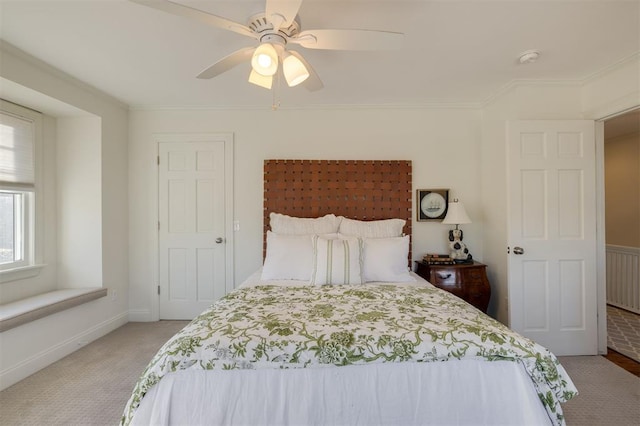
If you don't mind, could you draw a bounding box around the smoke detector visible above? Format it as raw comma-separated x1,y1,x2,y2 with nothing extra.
518,50,540,64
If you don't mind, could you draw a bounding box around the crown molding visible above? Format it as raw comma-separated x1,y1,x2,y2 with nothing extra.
483,51,640,108
0,41,128,112
482,78,583,107
581,51,640,86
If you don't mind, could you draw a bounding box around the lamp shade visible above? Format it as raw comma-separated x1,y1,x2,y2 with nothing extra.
251,43,278,76
442,199,471,225
248,69,272,89
283,53,309,87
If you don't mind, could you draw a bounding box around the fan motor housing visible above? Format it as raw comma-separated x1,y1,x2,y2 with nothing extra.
248,13,300,41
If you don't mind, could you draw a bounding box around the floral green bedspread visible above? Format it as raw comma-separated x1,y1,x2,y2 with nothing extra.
121,284,577,426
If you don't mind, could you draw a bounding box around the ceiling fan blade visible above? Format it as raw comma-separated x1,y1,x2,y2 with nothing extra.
130,0,257,39
292,29,403,51
265,0,303,29
287,51,323,92
196,47,255,79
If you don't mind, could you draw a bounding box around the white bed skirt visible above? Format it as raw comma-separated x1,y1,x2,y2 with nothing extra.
132,359,551,426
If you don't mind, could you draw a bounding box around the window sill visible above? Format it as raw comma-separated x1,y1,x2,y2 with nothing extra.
0,264,46,284
0,288,108,332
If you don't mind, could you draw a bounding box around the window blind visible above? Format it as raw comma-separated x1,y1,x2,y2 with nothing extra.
0,111,35,188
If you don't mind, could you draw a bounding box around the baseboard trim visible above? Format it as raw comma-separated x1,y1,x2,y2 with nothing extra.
0,311,128,390
128,309,153,322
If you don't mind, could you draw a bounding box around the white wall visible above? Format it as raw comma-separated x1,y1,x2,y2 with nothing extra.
0,44,129,389
128,107,484,320
56,117,103,287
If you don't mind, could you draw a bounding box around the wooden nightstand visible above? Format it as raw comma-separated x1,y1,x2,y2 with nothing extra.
414,261,491,313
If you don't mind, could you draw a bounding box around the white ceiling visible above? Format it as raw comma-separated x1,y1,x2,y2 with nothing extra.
0,0,639,109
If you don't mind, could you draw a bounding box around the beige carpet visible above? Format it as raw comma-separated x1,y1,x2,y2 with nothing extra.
558,355,640,425
1,321,638,425
0,321,187,426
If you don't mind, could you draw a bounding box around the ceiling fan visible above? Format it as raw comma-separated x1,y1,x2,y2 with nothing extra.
130,0,404,91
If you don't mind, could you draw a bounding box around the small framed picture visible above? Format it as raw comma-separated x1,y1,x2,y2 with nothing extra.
417,189,449,221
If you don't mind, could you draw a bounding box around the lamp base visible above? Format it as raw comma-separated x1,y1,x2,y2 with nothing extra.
448,228,473,264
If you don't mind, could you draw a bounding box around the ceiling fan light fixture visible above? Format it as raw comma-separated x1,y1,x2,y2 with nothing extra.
133,0,406,92
283,53,309,87
248,69,273,89
251,43,278,76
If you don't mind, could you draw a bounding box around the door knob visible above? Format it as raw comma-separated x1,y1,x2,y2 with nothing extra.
215,237,224,244
513,246,525,255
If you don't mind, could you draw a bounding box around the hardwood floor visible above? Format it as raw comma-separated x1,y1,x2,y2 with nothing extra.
604,349,640,377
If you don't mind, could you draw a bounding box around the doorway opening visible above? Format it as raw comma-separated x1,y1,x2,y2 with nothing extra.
602,108,640,372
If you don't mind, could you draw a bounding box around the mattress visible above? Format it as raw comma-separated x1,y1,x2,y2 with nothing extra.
122,271,576,426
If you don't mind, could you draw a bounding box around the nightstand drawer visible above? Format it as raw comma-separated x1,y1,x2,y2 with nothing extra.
462,268,484,281
414,261,492,313
430,268,459,285
428,268,463,297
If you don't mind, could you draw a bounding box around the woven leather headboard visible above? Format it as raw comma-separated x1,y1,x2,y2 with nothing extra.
263,159,412,262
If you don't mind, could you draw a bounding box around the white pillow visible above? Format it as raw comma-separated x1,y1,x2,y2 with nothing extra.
362,235,415,283
338,217,406,238
269,212,342,235
310,235,363,285
261,232,314,281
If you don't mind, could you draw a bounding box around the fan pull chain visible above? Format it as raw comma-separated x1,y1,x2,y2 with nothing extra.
272,71,281,111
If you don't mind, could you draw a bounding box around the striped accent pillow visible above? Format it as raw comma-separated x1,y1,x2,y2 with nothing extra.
310,235,363,285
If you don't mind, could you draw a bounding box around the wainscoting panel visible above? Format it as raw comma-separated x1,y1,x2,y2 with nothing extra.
606,245,640,314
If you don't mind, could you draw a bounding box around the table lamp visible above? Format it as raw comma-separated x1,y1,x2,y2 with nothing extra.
442,198,473,263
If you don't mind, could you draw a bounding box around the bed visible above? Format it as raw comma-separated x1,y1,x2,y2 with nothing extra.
121,160,576,426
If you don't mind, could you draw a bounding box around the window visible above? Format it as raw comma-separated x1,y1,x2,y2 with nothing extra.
0,191,32,269
0,100,43,280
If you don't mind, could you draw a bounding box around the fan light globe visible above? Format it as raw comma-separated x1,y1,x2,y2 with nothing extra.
251,43,278,76
283,54,309,87
248,69,273,89
257,54,272,68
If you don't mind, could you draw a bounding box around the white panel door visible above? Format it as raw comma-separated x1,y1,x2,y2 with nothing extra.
159,140,227,319
508,120,597,355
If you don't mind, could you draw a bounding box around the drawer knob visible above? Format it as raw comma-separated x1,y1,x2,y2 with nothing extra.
437,273,452,279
